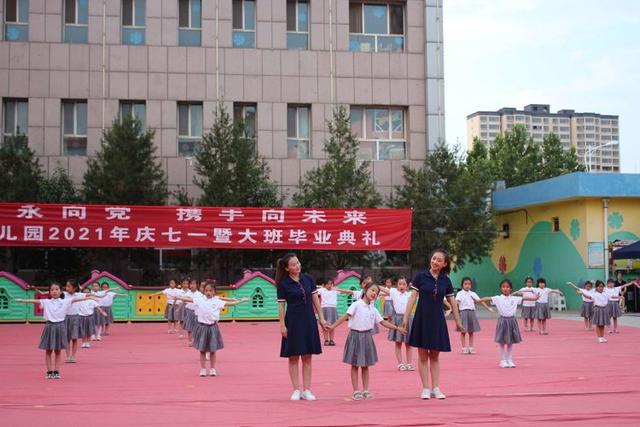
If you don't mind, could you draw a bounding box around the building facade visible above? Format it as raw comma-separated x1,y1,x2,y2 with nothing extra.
451,172,640,311
0,0,445,202
467,104,620,173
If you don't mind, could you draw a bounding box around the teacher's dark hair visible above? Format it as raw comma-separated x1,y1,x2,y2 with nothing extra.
430,248,451,276
275,253,298,286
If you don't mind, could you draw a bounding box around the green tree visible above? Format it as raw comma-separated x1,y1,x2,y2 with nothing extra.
194,105,281,207
293,106,383,270
0,134,43,202
192,104,282,282
82,116,168,283
83,116,168,204
487,124,542,187
391,143,496,269
539,132,585,179
39,167,81,203
293,106,382,208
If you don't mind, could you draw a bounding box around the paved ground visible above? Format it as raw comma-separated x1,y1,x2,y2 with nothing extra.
1,313,639,426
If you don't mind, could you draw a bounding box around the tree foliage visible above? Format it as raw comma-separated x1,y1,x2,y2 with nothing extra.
473,124,585,188
194,104,281,207
293,106,382,208
391,143,496,270
0,134,43,202
83,116,168,205
39,167,81,204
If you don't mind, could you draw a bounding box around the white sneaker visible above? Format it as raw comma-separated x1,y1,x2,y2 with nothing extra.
507,360,516,368
421,388,431,400
199,368,207,377
301,389,316,401
499,360,509,368
405,363,416,371
461,347,470,354
209,368,217,376
432,387,446,399
398,363,407,371
469,347,477,354
290,390,302,401
598,337,608,343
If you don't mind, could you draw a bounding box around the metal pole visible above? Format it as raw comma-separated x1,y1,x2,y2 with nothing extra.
603,198,609,282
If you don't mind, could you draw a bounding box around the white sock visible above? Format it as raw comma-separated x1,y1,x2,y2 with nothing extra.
506,344,513,360
499,344,506,360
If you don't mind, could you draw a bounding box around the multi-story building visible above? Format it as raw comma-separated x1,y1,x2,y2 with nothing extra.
467,104,620,173
0,0,445,202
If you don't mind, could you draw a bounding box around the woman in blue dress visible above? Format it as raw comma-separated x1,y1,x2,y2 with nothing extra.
277,253,329,401
403,249,464,400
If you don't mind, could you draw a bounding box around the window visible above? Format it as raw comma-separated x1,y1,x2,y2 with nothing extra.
480,124,487,130
287,0,308,49
233,103,256,145
251,288,265,309
177,102,202,157
552,217,560,232
349,2,404,52
480,116,487,122
287,105,310,159
122,0,145,45
0,288,8,310
119,101,146,129
3,98,28,140
178,0,201,46
489,116,499,122
64,0,88,43
350,107,406,160
4,0,29,41
232,0,255,48
62,100,87,156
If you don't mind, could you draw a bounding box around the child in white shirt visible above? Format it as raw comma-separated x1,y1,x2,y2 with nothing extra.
150,280,180,333
329,283,405,400
381,277,415,370
455,277,494,355
478,279,538,368
568,281,595,330
604,278,637,333
317,279,339,346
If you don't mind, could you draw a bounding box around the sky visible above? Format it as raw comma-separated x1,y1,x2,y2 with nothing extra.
443,0,640,172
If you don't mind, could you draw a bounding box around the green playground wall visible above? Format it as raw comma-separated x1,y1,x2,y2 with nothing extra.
0,276,29,321
231,277,278,320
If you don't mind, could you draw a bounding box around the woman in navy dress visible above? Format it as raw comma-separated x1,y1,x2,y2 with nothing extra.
277,253,328,401
403,249,464,400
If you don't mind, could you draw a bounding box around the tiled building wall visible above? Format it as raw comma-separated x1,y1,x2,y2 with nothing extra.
1,0,435,202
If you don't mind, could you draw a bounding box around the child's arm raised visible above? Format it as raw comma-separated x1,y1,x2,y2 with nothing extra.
172,295,194,303
222,297,250,307
335,288,355,295
14,298,41,304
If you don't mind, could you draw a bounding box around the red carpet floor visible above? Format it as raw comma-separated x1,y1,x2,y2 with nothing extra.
1,318,639,426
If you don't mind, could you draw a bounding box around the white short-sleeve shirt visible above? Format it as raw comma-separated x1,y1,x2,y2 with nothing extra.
98,292,116,307
455,290,480,311
40,298,73,322
491,295,523,317
519,287,537,307
591,291,609,307
162,288,180,305
346,299,383,331
78,299,100,316
318,288,338,308
605,286,623,301
389,288,411,314
64,292,84,315
195,296,226,324
186,290,203,310
579,289,595,302
535,287,552,304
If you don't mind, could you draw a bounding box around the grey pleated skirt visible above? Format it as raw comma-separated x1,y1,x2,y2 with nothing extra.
343,329,378,367
194,322,224,353
102,306,114,324
164,304,176,321
458,309,481,333
581,301,594,319
65,314,81,340
94,309,106,326
521,305,536,319
79,315,96,338
607,301,622,319
39,321,68,350
322,307,338,325
383,300,395,317
494,316,522,344
184,308,196,332
591,305,610,326
388,313,412,343
175,305,186,321
535,302,551,319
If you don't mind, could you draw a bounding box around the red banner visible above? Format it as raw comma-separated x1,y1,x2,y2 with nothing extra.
0,203,412,250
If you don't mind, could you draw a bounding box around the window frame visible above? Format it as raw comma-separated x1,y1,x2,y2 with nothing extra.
178,0,202,46
349,2,405,53
4,0,29,41
3,98,29,140
232,0,256,48
287,105,311,160
287,0,309,50
63,0,89,43
61,100,88,156
177,102,203,158
119,100,147,129
121,0,146,45
350,106,406,161
233,102,257,144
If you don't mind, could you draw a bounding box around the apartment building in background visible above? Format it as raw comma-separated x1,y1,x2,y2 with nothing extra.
467,104,620,173
0,0,445,202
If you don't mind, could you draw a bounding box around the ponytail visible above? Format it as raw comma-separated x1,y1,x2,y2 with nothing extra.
275,253,297,286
